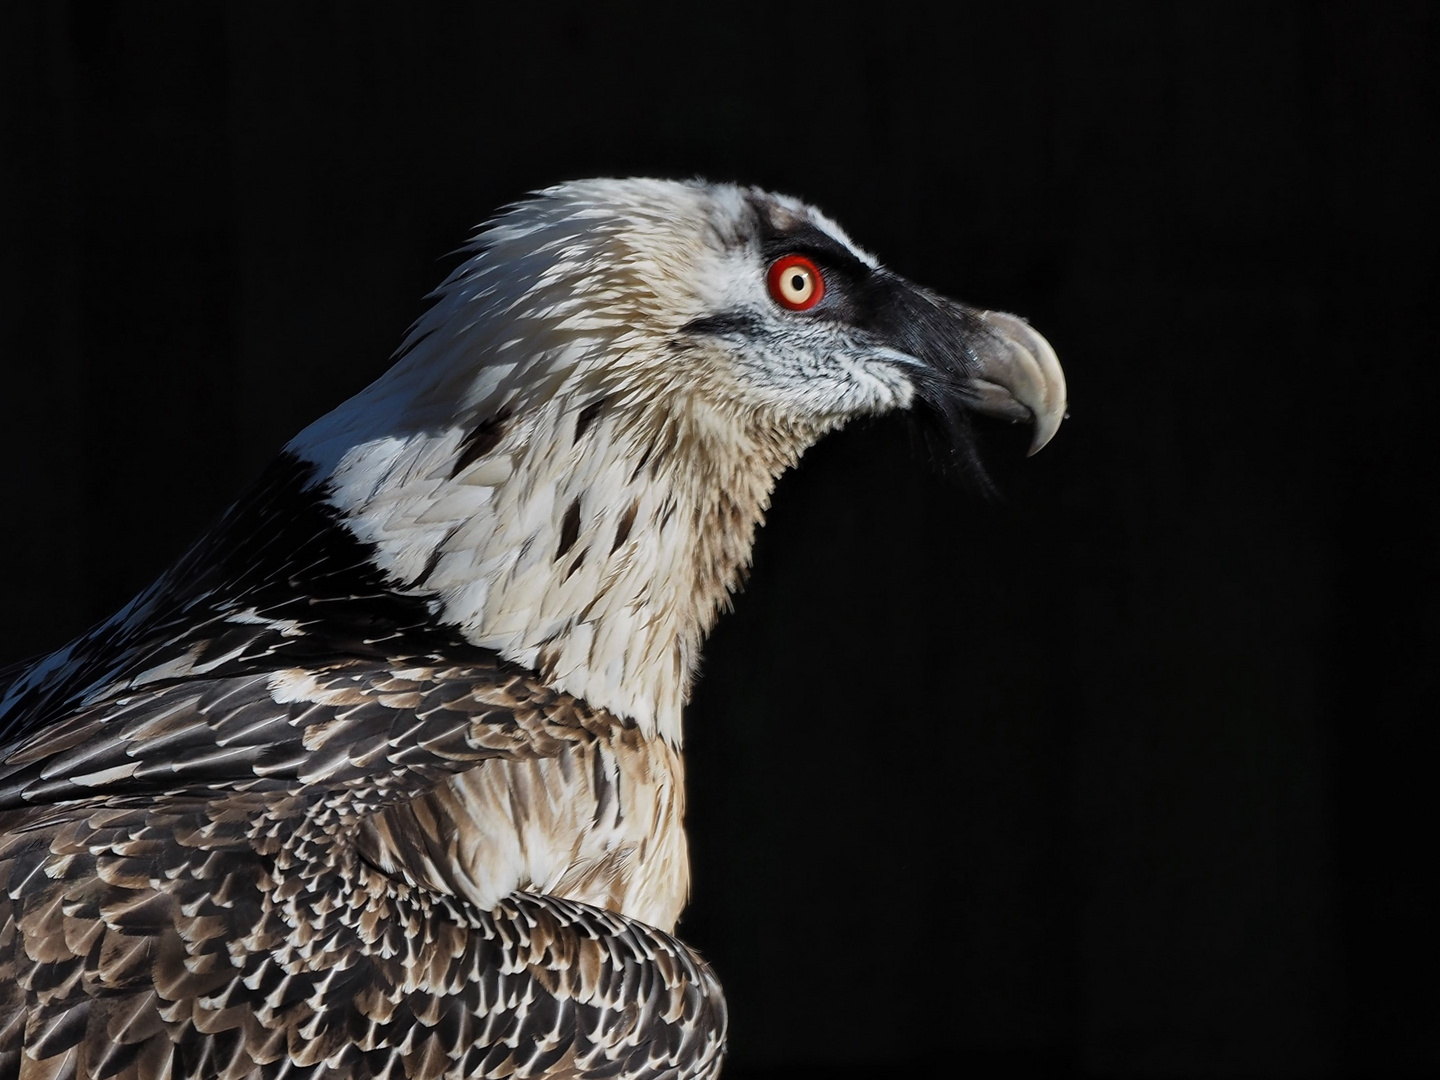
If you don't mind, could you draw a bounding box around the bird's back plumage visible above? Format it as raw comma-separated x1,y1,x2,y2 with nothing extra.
0,451,718,1079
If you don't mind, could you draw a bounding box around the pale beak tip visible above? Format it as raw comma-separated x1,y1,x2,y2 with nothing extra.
977,310,1067,456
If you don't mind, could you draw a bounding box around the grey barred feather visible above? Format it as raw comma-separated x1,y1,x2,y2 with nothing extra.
0,177,1063,1079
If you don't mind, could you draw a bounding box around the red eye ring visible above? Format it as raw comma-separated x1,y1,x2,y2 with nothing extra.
767,254,825,311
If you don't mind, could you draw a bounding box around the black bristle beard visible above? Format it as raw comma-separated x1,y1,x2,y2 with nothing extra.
908,368,1000,498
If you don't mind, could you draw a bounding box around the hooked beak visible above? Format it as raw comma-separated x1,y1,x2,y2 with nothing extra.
867,271,1066,455
961,309,1066,455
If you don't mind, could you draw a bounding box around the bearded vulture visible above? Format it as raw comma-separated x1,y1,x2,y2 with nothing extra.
0,178,1065,1080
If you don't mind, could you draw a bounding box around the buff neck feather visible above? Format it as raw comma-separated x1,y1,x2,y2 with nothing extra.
310,370,827,745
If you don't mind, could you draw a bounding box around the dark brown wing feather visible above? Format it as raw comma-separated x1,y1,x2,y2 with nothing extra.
0,653,608,814
0,658,725,1080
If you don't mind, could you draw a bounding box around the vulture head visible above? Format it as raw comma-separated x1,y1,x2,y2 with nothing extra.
284,178,1066,741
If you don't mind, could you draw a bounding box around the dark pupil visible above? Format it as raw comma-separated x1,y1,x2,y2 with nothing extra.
789,272,805,292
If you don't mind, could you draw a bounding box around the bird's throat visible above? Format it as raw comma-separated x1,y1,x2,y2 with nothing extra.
324,395,815,745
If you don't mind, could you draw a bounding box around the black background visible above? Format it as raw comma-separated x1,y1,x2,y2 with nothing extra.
2,4,1437,1078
